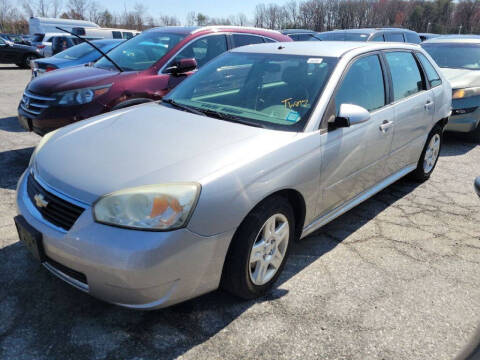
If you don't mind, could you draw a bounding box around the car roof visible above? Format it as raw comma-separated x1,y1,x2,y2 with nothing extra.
423,35,480,44
280,29,317,35
146,25,282,36
231,41,420,57
329,27,417,34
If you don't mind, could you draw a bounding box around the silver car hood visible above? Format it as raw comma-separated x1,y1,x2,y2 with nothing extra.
441,67,480,89
35,103,297,204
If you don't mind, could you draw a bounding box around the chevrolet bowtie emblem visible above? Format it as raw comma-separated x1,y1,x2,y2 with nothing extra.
34,194,48,208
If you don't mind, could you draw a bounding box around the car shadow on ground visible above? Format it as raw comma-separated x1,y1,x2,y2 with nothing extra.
0,150,425,359
0,147,34,190
0,66,24,70
0,116,27,133
441,133,478,157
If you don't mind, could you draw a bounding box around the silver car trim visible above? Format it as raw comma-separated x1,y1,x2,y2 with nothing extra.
43,262,89,293
301,163,416,238
24,90,56,101
20,103,42,115
32,171,90,208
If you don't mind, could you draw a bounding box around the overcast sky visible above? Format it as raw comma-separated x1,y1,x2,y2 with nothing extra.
105,0,290,22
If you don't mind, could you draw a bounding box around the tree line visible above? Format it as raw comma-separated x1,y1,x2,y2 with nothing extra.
0,0,478,35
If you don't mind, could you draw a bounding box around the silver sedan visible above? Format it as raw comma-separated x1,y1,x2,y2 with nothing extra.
15,41,451,309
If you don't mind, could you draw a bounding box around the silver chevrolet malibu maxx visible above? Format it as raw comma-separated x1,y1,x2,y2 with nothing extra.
15,41,451,309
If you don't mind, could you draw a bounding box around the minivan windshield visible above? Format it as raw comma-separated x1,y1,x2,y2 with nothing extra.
164,52,338,131
94,31,185,71
422,43,480,70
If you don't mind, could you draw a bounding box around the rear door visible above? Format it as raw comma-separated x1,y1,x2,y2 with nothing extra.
317,53,394,215
383,50,432,174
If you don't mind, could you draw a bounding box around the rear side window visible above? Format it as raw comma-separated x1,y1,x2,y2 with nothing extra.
416,52,442,87
385,52,425,101
335,54,385,112
232,34,264,48
112,31,122,39
289,33,315,41
371,34,384,42
385,33,404,42
405,33,421,44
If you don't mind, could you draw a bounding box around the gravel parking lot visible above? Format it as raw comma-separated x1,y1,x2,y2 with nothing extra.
0,64,479,360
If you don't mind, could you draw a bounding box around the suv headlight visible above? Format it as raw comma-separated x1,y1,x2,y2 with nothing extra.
452,87,480,99
54,84,111,106
93,183,201,231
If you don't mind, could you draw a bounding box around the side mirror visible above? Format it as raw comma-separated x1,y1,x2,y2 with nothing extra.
332,103,370,128
165,58,197,76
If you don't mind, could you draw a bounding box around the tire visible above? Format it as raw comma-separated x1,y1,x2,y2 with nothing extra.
111,98,154,111
410,124,442,182
221,196,295,299
18,55,36,69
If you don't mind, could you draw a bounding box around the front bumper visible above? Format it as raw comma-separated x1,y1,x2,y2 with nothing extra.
17,101,107,136
445,98,480,133
16,170,234,309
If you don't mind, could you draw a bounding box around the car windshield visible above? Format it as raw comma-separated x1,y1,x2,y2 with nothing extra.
95,31,185,71
32,33,44,42
164,52,338,131
422,43,480,70
54,42,99,60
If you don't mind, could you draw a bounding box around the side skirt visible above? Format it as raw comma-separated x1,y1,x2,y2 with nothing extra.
301,164,416,239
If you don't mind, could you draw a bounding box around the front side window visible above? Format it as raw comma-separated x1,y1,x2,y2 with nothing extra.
112,31,122,39
170,35,228,68
95,31,186,71
421,43,480,70
416,52,442,87
385,52,425,101
335,55,385,113
123,32,133,39
405,33,421,44
165,52,338,131
232,34,264,48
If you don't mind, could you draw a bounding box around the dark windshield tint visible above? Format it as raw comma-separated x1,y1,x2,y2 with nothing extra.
165,52,338,131
421,43,480,70
95,32,185,71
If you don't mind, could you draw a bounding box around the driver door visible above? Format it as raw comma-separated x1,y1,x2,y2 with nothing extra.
317,53,394,216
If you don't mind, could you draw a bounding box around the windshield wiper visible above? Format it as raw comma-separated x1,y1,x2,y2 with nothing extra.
162,99,205,116
196,108,266,128
55,26,123,72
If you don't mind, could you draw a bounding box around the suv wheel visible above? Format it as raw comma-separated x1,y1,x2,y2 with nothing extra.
410,124,442,182
221,196,294,299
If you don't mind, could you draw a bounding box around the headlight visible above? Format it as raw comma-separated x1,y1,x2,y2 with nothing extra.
29,129,58,167
54,85,111,106
93,183,201,231
452,87,480,99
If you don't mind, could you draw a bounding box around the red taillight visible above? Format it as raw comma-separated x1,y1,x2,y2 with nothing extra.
45,66,56,72
37,45,46,49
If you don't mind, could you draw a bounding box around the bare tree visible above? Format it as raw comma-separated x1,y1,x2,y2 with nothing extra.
66,0,89,19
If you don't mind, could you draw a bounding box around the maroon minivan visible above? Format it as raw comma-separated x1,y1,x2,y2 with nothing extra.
18,26,291,135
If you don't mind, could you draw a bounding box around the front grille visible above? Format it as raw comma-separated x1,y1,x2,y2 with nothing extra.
19,90,55,117
27,174,85,231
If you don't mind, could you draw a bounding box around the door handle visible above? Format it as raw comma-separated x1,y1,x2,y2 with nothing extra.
379,120,394,133
425,100,434,111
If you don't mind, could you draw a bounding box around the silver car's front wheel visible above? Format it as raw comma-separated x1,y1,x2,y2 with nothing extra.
221,196,294,299
249,214,289,286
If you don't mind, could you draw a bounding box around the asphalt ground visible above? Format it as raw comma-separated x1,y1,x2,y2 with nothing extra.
0,64,479,360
